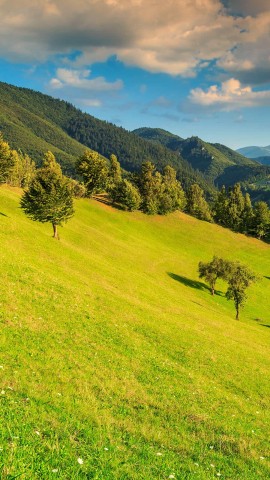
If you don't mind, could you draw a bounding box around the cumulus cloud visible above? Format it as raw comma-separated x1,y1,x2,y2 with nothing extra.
49,68,123,91
189,78,270,110
0,0,269,81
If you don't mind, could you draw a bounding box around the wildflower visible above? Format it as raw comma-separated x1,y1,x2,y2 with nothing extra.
77,458,84,465
209,445,214,449
1,390,5,395
104,447,109,451
217,473,222,477
168,475,175,479
156,452,163,456
260,456,265,460
52,469,58,473
35,431,40,436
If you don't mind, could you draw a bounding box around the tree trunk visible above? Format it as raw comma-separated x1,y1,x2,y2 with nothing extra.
52,223,58,239
211,286,215,296
236,303,239,320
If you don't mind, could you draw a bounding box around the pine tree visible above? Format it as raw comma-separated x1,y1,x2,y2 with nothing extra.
108,154,122,189
213,185,228,226
241,193,254,234
20,152,74,239
111,179,141,211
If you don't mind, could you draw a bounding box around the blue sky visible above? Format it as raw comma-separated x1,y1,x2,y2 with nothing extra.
0,0,270,149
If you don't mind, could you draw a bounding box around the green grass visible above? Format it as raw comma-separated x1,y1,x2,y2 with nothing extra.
0,186,269,479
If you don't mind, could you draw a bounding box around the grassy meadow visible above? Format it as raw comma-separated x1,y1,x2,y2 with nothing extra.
0,185,269,479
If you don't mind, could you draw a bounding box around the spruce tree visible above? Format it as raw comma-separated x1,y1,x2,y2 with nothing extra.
20,152,74,239
139,161,162,214
226,183,244,231
186,184,212,222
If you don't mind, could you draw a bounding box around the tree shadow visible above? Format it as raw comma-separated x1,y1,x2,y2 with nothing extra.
261,324,270,328
264,276,270,281
0,212,8,217
93,194,126,211
168,272,223,296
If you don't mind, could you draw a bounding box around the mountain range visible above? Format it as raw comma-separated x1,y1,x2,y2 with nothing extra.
1,81,270,203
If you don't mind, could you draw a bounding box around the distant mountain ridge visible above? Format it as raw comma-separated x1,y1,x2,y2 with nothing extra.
237,145,270,158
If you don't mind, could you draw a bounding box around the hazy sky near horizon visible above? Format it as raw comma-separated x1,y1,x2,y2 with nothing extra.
0,0,270,149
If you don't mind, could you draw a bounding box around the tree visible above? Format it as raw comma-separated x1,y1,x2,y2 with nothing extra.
213,185,229,226
158,165,186,214
186,184,212,222
252,201,270,239
139,161,163,214
241,193,254,234
226,183,245,231
198,256,229,295
7,150,36,187
108,154,122,189
76,150,109,196
110,179,141,211
0,133,15,183
225,262,258,320
20,152,74,239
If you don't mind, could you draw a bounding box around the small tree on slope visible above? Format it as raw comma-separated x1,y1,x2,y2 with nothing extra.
20,151,74,239
225,262,258,320
198,256,229,295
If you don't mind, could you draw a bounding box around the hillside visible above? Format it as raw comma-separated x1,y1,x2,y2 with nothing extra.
0,82,212,193
0,185,269,479
237,145,270,158
133,127,270,201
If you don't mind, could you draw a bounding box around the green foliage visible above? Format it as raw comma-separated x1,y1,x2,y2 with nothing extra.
7,150,36,187
225,262,258,320
108,154,122,189
198,256,229,296
0,133,14,182
76,150,109,197
186,183,213,222
252,201,270,239
158,165,186,214
110,179,141,211
20,152,74,238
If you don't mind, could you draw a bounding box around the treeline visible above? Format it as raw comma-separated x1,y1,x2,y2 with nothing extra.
213,184,270,239
1,133,270,242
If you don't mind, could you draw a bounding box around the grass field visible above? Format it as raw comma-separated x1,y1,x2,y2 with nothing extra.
0,185,269,479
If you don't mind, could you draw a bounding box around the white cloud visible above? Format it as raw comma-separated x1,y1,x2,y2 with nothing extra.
189,78,270,110
49,68,123,91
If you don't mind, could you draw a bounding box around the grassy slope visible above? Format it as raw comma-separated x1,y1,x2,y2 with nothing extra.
0,186,269,480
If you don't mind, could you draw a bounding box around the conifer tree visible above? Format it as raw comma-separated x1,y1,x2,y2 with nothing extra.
20,152,74,239
241,193,254,234
108,154,122,188
139,161,162,214
186,184,212,222
111,179,141,211
214,185,228,226
158,165,186,214
252,201,270,239
226,183,245,231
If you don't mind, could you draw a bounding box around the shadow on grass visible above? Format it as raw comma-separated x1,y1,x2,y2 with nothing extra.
0,212,8,217
93,194,126,211
261,324,270,328
264,276,270,281
168,272,224,296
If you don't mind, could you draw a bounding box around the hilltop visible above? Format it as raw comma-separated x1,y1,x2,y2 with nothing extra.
0,185,269,479
0,82,212,193
134,128,270,203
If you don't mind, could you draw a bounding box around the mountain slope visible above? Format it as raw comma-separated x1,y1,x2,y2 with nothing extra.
237,145,270,158
133,127,270,202
0,185,269,479
0,82,213,193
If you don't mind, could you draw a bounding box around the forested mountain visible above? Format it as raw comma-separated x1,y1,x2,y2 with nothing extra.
252,156,270,166
0,82,213,193
134,127,270,203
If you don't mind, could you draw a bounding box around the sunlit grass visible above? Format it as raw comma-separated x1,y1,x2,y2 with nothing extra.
0,185,269,479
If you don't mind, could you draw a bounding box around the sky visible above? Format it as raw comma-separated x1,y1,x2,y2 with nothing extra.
0,0,270,149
